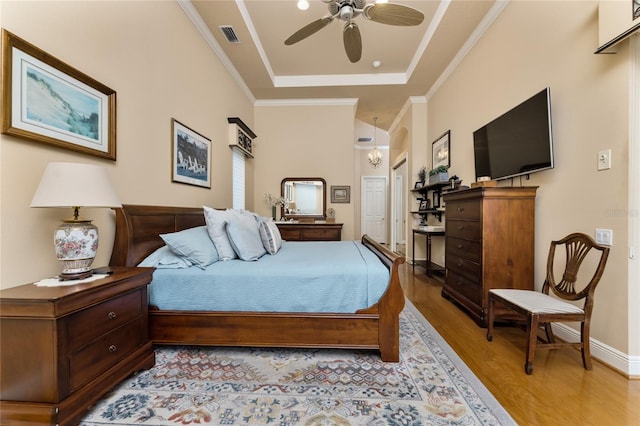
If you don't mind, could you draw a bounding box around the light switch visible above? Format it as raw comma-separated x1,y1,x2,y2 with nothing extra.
598,149,611,170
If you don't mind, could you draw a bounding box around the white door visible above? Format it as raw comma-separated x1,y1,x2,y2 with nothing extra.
362,176,387,243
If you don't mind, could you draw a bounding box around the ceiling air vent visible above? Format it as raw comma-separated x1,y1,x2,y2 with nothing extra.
219,26,240,43
357,137,373,143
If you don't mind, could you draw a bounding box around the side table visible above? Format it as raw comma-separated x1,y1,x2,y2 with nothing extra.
412,229,445,279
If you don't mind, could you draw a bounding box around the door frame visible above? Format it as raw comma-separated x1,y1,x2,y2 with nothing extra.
390,154,408,254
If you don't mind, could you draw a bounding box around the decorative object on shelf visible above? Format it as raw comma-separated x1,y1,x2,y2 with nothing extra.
326,207,336,223
368,117,383,168
171,119,211,188
228,117,256,158
418,166,427,183
331,185,351,203
265,192,285,220
419,199,430,211
428,165,449,185
414,181,424,189
30,162,121,280
1,30,116,160
431,130,450,170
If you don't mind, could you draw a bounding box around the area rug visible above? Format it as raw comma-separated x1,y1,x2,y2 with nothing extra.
80,301,515,425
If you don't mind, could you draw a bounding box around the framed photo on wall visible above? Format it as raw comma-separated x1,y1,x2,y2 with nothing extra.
1,30,116,160
331,185,351,203
172,118,211,188
432,130,451,169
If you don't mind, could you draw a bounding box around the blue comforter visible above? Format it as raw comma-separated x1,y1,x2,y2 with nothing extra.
148,240,390,313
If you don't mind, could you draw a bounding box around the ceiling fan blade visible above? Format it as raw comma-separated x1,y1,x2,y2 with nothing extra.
343,22,362,63
364,3,424,26
285,17,333,45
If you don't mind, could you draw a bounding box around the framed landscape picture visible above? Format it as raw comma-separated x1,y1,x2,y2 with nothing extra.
171,118,211,188
432,130,450,170
331,185,350,203
1,30,116,160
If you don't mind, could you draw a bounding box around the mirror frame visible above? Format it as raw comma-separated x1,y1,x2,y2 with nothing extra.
281,177,327,220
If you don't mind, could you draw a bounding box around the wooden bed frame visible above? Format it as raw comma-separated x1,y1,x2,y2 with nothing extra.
109,204,406,362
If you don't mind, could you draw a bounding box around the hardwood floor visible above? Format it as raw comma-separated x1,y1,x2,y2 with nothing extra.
400,264,640,426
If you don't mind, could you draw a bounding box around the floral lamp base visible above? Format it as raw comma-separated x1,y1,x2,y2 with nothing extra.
55,220,98,281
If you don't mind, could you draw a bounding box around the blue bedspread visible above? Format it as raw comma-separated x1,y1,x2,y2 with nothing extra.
148,240,390,313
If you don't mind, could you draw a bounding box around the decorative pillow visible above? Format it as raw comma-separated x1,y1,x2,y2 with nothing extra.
203,206,238,260
259,220,283,255
138,245,193,269
160,226,219,269
225,213,266,261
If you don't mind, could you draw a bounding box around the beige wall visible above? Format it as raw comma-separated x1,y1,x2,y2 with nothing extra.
0,1,254,288
399,1,632,356
253,101,357,239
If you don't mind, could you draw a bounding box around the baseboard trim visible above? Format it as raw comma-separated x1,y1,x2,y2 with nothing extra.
553,323,640,378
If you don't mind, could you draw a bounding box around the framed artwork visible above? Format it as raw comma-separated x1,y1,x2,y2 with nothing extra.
634,0,640,20
414,181,424,189
432,130,451,170
1,30,116,160
419,199,430,211
172,118,211,188
331,185,350,203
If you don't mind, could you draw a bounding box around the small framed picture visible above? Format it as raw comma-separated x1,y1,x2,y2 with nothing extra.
414,181,424,189
432,130,451,170
172,118,211,188
419,199,430,211
331,185,350,203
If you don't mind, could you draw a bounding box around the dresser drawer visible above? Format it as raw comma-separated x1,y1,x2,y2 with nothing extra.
446,220,482,241
278,228,301,241
68,290,143,349
446,200,480,220
301,228,341,241
446,253,482,280
446,237,481,263
446,270,482,305
69,317,144,392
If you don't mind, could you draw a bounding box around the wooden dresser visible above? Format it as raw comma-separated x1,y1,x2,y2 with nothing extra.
276,222,343,241
0,267,156,425
443,187,537,326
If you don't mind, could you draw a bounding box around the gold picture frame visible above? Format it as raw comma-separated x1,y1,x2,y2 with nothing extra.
1,30,116,160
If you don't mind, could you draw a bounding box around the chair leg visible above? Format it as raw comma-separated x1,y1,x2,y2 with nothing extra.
487,295,495,342
525,314,539,375
581,320,593,370
543,322,555,343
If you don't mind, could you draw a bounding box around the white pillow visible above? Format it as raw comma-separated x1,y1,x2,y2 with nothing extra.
203,206,238,260
259,221,283,255
225,213,266,261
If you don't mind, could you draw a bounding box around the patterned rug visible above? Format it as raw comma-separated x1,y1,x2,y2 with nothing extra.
80,301,515,425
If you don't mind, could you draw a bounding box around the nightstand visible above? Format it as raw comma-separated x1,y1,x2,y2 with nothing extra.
0,267,156,426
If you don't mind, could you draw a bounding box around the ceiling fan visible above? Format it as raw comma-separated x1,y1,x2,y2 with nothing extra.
284,0,424,63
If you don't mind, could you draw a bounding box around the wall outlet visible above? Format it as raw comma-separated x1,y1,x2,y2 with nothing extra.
595,228,613,246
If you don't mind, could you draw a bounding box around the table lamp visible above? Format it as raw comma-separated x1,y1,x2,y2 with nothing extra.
30,162,122,281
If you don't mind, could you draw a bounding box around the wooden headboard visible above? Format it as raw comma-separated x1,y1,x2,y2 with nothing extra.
110,204,208,267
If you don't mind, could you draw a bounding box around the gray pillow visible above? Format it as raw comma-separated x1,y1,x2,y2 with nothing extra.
225,213,266,261
160,226,219,269
138,246,193,269
203,206,238,260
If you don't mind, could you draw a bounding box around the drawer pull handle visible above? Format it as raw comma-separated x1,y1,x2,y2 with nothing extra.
456,280,463,286
457,261,463,268
457,225,464,231
457,207,464,212
108,311,117,319
457,244,463,249
109,345,117,353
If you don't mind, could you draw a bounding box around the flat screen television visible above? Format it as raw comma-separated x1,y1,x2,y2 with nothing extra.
473,88,554,181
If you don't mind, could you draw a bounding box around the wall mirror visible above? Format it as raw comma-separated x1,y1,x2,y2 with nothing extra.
281,177,326,220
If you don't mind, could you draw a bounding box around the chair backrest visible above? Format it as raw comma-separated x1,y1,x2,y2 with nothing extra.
542,233,609,310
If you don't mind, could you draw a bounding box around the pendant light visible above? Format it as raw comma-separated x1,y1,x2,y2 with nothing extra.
368,116,383,168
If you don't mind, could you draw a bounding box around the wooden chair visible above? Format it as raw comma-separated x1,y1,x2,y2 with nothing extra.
486,233,609,374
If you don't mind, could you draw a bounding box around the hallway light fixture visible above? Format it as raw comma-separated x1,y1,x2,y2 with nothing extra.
368,116,383,168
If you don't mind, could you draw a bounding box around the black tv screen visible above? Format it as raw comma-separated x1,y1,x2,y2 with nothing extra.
473,88,554,181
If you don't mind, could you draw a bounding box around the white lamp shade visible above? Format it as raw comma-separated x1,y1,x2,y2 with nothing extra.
31,162,121,208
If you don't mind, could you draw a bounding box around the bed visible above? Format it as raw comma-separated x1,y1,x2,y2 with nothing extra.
109,204,405,362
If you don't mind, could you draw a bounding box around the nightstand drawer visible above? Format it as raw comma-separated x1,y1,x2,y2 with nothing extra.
446,201,480,220
69,317,145,392
68,289,143,349
446,237,481,262
446,220,481,241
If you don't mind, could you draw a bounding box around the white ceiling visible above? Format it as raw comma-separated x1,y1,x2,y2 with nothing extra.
183,0,503,135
